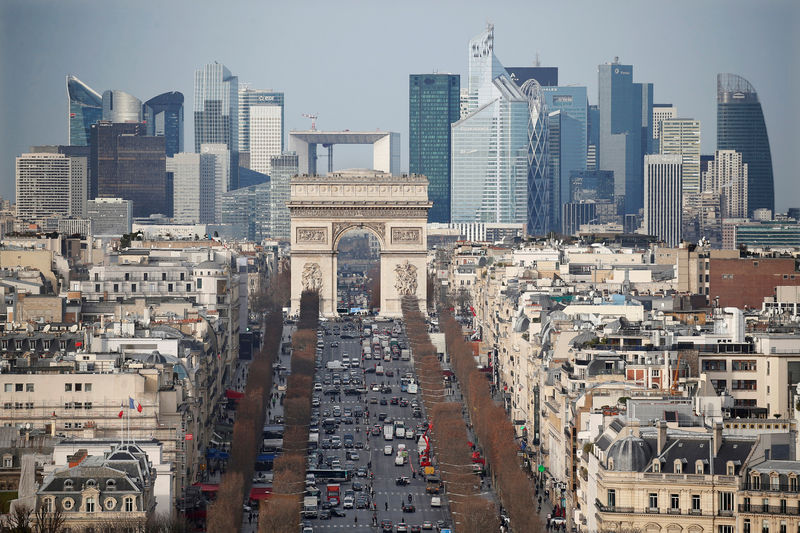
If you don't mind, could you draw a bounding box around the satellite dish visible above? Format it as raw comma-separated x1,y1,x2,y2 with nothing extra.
69,325,79,333
43,324,51,333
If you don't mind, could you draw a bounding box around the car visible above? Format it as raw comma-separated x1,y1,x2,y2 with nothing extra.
396,476,410,486
422,521,433,530
314,383,323,392
331,341,339,347
318,510,331,520
312,398,321,407
342,496,354,509
402,503,416,513
371,426,381,436
332,406,342,417
390,397,399,405
356,496,370,509
396,525,409,533
321,501,332,510
385,369,394,377
430,496,441,508
399,398,409,407
365,367,376,374
352,481,364,491
354,441,364,449
410,526,421,533
413,409,422,418
371,384,381,391
347,451,360,461
381,520,393,533
343,417,355,425
302,527,313,533
378,413,388,421
330,508,346,518
395,454,405,466
356,467,368,478
379,398,388,405
381,386,393,394
322,409,331,417
384,445,393,455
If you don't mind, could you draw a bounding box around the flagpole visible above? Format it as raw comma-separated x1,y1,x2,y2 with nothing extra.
120,403,123,446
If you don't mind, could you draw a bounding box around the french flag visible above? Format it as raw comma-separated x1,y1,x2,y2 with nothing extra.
129,397,143,413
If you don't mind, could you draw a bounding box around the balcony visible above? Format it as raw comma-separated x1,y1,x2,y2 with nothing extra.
594,499,633,514
738,504,800,515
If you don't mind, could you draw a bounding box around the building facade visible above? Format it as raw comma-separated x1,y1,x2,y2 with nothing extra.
717,73,773,216
652,103,677,142
15,153,87,227
166,153,216,224
87,198,131,235
143,91,184,157
238,87,284,172
542,86,588,210
102,90,142,123
67,75,103,147
703,149,749,219
660,118,701,193
220,182,271,241
644,154,682,246
194,62,239,188
200,143,230,224
409,73,460,224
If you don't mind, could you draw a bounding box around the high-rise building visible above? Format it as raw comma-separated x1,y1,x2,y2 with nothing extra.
506,66,558,87
652,103,677,141
459,88,470,120
220,182,271,241
452,26,533,228
542,86,588,210
703,149,749,219
102,90,142,123
143,92,184,157
67,76,103,146
15,153,87,227
409,73,461,223
587,105,600,171
238,88,284,172
569,170,615,203
200,144,230,224
644,154,682,246
598,58,653,214
166,153,216,223
562,201,597,236
194,62,239,187
90,122,169,218
87,198,132,235
269,152,298,241
717,73,774,215
547,110,562,231
659,118,701,192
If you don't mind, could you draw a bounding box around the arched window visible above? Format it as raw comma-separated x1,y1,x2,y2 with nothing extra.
674,459,682,473
63,479,73,490
85,497,95,512
85,479,96,488
727,461,736,476
652,459,661,473
751,472,761,490
607,458,614,471
695,460,704,474
124,496,134,512
106,479,116,489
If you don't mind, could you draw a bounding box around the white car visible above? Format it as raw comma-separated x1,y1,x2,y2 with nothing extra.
384,445,393,455
430,496,441,507
395,454,405,466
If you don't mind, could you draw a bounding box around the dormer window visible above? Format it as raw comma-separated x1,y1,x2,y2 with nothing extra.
674,459,682,473
695,460,704,474
64,479,74,490
106,479,116,489
652,459,661,473
727,461,735,476
85,479,96,488
751,473,761,490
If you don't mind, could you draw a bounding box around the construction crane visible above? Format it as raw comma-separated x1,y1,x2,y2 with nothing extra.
302,113,318,131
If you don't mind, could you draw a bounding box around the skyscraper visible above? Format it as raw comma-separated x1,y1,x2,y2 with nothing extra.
652,103,677,142
102,90,142,123
644,154,682,246
717,73,774,215
269,152,298,241
409,73,461,223
90,122,169,218
220,182,271,241
660,118,701,192
542,86,588,210
144,92,184,157
166,153,216,223
200,143,231,224
546,110,561,231
703,149,749,219
452,26,533,228
238,88,284,172
506,66,558,87
67,75,103,146
587,105,599,170
15,153,87,227
598,59,653,214
194,62,239,187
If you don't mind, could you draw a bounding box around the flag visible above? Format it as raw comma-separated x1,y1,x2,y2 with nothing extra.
136,402,142,413
118,409,124,418
129,397,135,409
52,411,56,417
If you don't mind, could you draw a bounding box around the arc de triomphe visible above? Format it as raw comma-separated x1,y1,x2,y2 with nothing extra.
288,169,431,317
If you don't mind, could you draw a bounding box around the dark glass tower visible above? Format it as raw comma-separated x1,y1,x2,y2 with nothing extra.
143,91,184,157
409,74,460,223
506,66,558,87
717,73,774,215
90,122,169,218
194,63,238,189
67,76,103,146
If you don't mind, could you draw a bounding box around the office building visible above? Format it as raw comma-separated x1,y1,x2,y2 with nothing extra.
569,170,615,203
90,122,169,218
562,201,597,236
547,110,562,231
717,73,774,215
194,62,239,187
200,144,230,224
652,103,677,141
459,88,469,119
15,153,87,227
506,66,558,87
542,86,588,210
452,25,537,230
67,75,103,146
644,154,682,246
703,149,749,219
660,118,701,193
409,73,461,223
587,104,599,170
28,145,90,217
166,153,216,223
598,58,653,214
87,198,132,235
238,166,269,189
238,87,284,172
269,152,298,241
143,92,184,157
220,182,271,241
102,90,142,123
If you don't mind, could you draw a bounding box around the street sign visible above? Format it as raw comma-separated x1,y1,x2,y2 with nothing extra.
441,530,452,533
538,464,545,473
185,433,193,441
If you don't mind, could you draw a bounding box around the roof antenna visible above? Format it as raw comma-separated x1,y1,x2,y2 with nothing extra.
534,52,541,67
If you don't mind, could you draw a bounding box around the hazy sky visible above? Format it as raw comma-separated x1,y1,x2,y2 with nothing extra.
1,0,798,209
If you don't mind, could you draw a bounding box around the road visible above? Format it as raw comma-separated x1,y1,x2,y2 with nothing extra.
306,317,451,533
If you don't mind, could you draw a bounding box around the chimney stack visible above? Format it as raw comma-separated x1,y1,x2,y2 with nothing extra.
713,422,723,454
657,420,668,453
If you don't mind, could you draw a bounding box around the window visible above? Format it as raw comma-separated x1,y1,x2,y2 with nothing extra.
197,278,202,289
695,460,705,474
652,459,660,472
65,383,72,392
95,284,100,292
25,383,34,392
113,284,119,292
62,497,74,510
702,360,727,371
719,491,733,511
674,459,682,473
104,497,116,510
124,273,129,281
84,402,92,410
42,498,53,513
14,383,22,392
670,493,679,510
168,283,173,292
14,402,22,410
762,520,769,533
2,403,10,410
73,402,82,410
727,461,735,475
162,273,167,281
180,272,185,281
692,494,701,511
24,402,33,409
649,492,658,509
64,402,72,409
732,360,757,371
607,489,616,508
124,496,134,512
85,383,92,392
790,477,798,491
718,527,733,533
85,497,95,512
186,283,191,292
3,457,12,468
3,384,10,393
131,284,136,292
732,380,757,390
752,474,762,489
63,423,72,429
744,520,751,533
780,522,786,533
75,383,81,392
143,273,148,281
781,500,787,513
63,479,73,490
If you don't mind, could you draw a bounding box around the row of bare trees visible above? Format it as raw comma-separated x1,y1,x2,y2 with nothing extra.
401,297,500,533
258,290,319,533
206,311,282,532
1,506,191,533
440,308,539,532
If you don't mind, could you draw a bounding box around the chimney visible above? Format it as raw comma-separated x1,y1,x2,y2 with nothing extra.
657,420,668,453
713,422,723,454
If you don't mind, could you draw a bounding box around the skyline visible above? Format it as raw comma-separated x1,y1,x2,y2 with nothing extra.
1,0,798,210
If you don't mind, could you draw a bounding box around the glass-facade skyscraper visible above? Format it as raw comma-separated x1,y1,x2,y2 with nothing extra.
269,152,298,241
102,90,142,123
717,73,774,215
144,92,184,157
194,62,239,187
598,60,653,215
67,76,103,146
506,66,558,87
409,73,461,223
542,86,588,212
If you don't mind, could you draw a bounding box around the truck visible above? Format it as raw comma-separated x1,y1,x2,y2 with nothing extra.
400,349,410,361
326,483,341,506
407,382,418,395
302,496,318,518
384,424,394,441
326,360,345,370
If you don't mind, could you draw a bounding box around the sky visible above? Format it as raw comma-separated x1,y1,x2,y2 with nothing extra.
1,0,798,210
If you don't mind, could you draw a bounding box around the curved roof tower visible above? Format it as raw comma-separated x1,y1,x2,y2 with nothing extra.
102,90,142,123
66,75,102,146
144,91,185,156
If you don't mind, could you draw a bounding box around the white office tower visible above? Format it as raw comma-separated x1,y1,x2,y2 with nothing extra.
200,144,230,223
167,153,216,223
15,152,87,227
659,118,700,192
702,149,749,219
644,154,683,246
652,104,677,141
249,105,283,175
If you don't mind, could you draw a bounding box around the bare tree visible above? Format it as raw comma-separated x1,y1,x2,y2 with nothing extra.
33,504,65,533
3,504,32,533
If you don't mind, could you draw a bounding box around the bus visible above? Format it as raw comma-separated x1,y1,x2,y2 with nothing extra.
306,469,352,483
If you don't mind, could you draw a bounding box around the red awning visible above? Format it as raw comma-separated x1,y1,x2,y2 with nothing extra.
193,483,219,492
249,487,272,500
225,389,245,400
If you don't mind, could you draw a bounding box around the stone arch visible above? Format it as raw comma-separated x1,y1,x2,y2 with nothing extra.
645,523,662,533
331,221,386,250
